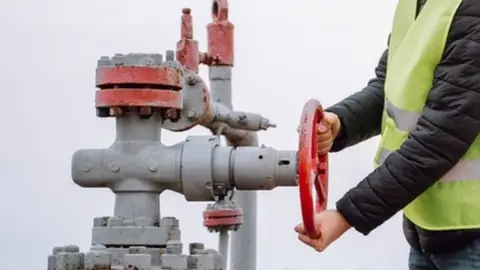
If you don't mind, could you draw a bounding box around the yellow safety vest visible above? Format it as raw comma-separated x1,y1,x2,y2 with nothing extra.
374,0,480,230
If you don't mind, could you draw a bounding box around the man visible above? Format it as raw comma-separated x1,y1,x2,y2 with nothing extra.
294,0,480,269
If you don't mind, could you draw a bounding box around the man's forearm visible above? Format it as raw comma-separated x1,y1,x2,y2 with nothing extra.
326,83,384,151
326,49,388,152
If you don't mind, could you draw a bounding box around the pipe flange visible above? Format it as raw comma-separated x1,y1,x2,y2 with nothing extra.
94,53,184,118
203,200,243,232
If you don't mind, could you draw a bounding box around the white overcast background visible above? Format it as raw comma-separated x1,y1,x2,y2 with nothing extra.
0,0,406,269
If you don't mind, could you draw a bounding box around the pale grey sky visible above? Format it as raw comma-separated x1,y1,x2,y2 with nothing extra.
0,0,405,269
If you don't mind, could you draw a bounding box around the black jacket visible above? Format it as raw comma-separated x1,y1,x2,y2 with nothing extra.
326,0,480,253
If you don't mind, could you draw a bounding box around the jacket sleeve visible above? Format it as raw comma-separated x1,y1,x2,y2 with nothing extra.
336,16,480,235
326,49,388,152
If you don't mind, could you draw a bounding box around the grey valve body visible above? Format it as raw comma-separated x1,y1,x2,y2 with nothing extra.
48,51,299,270
72,134,298,202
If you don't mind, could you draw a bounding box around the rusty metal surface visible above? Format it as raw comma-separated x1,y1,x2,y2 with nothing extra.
95,89,183,109
96,66,182,89
162,73,213,132
176,8,200,73
206,0,234,66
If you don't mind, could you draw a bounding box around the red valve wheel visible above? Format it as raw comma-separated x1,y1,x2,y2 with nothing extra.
298,99,329,238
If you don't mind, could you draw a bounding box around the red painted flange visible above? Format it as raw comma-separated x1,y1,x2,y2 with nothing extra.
94,65,184,109
203,208,243,229
95,89,183,109
96,66,182,89
298,99,329,238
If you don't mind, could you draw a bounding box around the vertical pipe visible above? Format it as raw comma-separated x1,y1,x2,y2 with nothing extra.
209,66,257,270
114,192,160,223
113,111,163,223
115,111,162,142
218,230,230,270
230,179,258,270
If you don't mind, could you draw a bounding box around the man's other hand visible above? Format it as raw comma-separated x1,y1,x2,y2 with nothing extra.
294,210,351,252
297,111,341,154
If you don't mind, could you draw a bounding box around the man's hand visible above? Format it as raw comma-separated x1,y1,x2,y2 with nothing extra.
294,210,351,252
297,112,341,154
316,112,341,154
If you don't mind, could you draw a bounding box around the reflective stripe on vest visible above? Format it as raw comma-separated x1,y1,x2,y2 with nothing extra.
377,148,480,182
384,99,419,132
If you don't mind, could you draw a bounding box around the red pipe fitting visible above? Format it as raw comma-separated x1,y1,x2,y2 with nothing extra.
206,0,234,66
176,8,200,73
